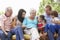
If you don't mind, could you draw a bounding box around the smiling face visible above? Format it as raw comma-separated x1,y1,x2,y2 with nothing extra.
38,17,42,22
22,12,26,18
5,7,13,17
45,8,51,15
45,5,52,15
30,9,36,18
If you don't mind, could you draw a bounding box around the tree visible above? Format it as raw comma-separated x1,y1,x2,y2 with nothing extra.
0,11,4,15
38,0,60,15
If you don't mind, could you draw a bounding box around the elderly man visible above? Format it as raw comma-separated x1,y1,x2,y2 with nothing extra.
43,5,52,24
0,7,12,40
0,7,24,40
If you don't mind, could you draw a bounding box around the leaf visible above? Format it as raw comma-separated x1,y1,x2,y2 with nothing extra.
38,0,60,15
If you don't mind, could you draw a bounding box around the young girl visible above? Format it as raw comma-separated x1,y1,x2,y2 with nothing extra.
38,15,47,40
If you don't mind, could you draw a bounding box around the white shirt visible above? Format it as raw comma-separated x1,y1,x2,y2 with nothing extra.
51,17,60,25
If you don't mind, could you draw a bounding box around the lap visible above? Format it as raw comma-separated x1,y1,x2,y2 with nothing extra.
8,25,23,35
24,28,40,39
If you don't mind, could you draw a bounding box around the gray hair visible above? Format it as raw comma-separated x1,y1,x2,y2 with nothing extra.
5,7,12,12
30,9,36,14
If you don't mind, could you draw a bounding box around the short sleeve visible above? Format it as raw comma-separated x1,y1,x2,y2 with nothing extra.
0,15,4,27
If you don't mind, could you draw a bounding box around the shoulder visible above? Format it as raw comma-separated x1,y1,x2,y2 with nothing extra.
0,14,5,20
0,14,4,18
24,17,28,20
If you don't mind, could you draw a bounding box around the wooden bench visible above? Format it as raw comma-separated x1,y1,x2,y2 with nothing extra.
12,34,30,40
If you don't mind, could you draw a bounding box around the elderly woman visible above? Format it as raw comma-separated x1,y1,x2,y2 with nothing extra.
8,9,26,40
23,9,40,40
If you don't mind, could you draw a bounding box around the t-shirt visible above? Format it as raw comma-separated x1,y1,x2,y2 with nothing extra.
43,13,52,24
23,17,38,28
51,17,60,25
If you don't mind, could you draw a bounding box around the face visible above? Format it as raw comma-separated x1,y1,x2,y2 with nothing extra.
22,12,26,18
5,8,12,17
50,15,54,18
5,10,12,17
30,10,36,18
45,8,51,15
38,17,42,22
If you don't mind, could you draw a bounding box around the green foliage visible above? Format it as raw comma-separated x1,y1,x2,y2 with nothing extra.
0,11,4,15
38,0,60,15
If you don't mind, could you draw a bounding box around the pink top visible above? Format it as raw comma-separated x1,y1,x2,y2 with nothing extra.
0,14,12,31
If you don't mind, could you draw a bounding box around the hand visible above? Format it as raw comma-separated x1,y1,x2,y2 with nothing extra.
22,25,26,29
44,33,47,36
40,33,43,37
22,39,25,40
51,20,55,23
5,32,8,35
54,33,57,37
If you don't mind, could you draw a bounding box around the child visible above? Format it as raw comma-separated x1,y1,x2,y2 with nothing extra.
50,11,60,40
38,15,47,40
50,11,60,25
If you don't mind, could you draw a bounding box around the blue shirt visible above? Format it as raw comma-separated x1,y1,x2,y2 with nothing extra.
23,17,38,28
44,13,52,24
44,13,60,24
44,13,60,33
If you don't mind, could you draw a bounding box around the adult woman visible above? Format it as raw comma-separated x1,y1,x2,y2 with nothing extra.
23,9,40,40
8,9,26,40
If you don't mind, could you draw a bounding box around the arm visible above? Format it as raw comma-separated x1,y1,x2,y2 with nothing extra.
0,17,5,32
22,18,27,28
51,18,60,24
54,20,60,24
44,24,48,33
0,16,8,35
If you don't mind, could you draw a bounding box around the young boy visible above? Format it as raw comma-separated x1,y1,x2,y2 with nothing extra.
50,11,60,40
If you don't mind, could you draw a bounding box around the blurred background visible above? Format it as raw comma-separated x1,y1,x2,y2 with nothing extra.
0,0,60,17
38,0,60,15
0,0,40,17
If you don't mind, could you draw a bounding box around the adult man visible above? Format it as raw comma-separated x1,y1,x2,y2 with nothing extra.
44,5,52,24
0,7,12,40
44,5,55,40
